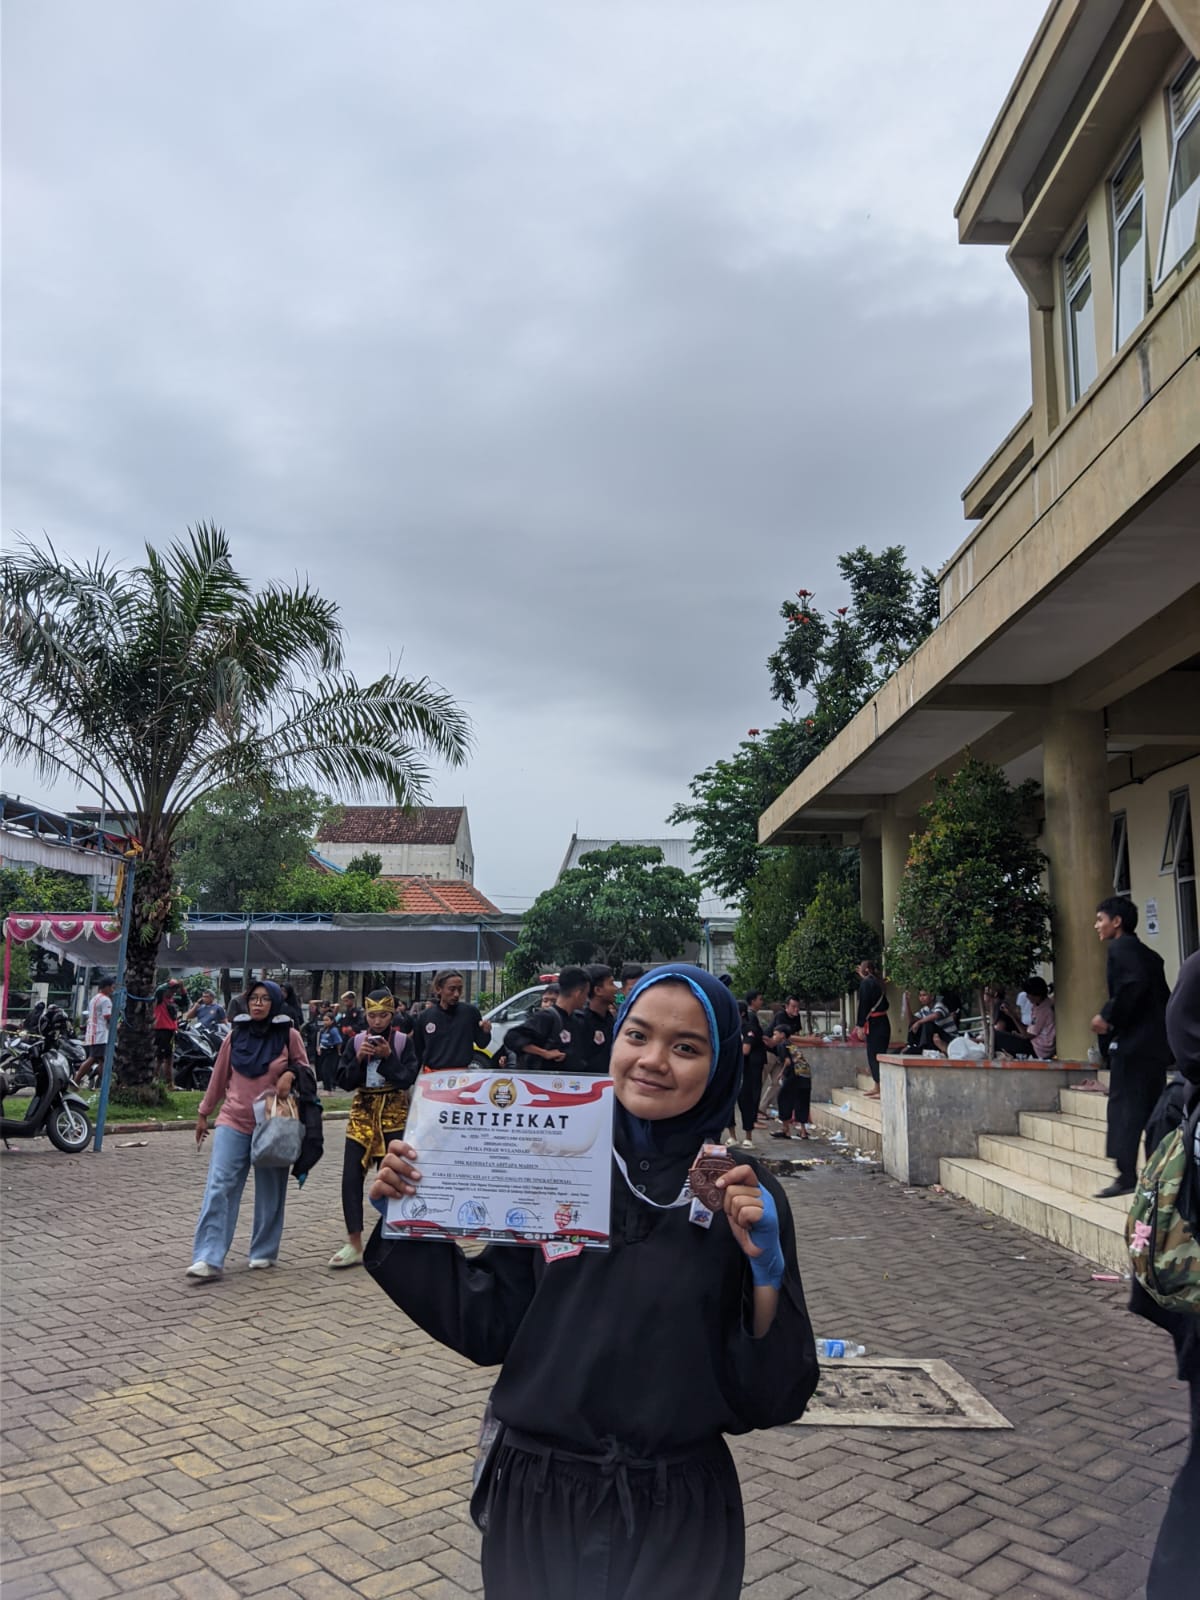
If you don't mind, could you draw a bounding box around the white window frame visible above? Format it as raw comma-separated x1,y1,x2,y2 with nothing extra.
1157,58,1200,285
1110,140,1147,350
1062,226,1095,407
1111,810,1131,896
1161,787,1191,873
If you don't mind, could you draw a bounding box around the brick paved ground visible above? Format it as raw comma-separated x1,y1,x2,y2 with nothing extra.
0,1130,1189,1599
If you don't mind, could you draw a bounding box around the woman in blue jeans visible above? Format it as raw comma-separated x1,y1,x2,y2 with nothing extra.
188,981,311,1281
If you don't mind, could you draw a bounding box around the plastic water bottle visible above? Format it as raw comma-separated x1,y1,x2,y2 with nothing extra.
816,1338,866,1359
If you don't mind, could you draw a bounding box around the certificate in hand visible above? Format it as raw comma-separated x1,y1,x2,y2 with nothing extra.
383,1069,614,1250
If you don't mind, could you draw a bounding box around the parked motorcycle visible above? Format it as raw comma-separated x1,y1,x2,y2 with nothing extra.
0,1035,93,1152
172,1024,220,1092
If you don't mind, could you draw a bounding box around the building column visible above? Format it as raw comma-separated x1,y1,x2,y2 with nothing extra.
859,832,883,937
1042,709,1110,1062
880,807,915,1037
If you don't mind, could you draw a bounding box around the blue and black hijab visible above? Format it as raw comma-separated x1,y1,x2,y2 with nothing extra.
612,962,744,1157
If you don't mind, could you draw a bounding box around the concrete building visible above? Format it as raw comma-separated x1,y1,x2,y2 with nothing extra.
761,1,1200,1065
315,805,475,882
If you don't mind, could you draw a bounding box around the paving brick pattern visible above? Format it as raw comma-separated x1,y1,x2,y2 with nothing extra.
0,1133,1189,1597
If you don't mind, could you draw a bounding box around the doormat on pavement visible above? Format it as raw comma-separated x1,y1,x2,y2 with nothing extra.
796,1358,1011,1430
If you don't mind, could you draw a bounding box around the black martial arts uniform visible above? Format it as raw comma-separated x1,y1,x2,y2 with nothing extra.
504,1003,577,1070
738,1008,767,1137
365,963,818,1600
1101,933,1172,1182
1129,950,1199,1598
366,1154,816,1600
413,1000,490,1070
856,973,890,1083
770,1011,812,1130
570,1004,615,1074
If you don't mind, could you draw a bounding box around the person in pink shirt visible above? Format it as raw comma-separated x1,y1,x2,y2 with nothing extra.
187,980,311,1281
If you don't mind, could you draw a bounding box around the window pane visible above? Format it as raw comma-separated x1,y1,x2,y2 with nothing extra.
1114,197,1145,347
1161,115,1200,276
1162,790,1187,871
1069,276,1097,400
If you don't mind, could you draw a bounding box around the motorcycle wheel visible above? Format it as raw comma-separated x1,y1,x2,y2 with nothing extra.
47,1102,92,1153
191,1065,213,1092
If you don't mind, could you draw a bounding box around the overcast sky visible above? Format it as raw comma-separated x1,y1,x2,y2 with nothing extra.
3,0,1047,910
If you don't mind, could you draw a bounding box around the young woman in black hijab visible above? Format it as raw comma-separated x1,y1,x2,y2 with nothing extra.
366,962,818,1599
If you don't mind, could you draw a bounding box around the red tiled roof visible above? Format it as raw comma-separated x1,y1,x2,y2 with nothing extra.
316,806,464,846
384,876,501,916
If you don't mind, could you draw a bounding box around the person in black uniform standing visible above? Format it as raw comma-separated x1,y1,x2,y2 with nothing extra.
736,991,769,1147
855,957,889,1099
365,963,818,1600
1091,896,1172,1196
413,969,492,1071
504,967,590,1069
571,964,617,1074
1129,949,1199,1598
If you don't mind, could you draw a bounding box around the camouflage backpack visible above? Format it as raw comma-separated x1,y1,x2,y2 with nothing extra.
1125,1107,1200,1313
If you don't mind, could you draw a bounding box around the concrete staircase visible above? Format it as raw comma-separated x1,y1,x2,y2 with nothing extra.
939,1080,1129,1270
809,1072,882,1156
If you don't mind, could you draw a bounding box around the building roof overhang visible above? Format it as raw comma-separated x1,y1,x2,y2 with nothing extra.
760,408,1200,844
955,0,1131,245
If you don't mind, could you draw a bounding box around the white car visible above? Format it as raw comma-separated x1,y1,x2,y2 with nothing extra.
483,985,551,1050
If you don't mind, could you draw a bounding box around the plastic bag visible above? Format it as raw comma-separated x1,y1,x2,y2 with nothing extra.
947,1035,986,1060
251,1092,304,1168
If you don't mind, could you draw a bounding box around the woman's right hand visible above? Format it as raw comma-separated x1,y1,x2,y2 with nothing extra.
370,1140,422,1202
195,1112,209,1147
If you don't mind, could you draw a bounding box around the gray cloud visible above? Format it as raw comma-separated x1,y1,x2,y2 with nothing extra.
2,0,1046,908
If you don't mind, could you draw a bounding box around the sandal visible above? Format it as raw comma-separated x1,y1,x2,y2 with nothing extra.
328,1244,364,1270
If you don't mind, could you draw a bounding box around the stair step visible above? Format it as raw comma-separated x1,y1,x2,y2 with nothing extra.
1018,1109,1108,1159
976,1134,1114,1199
939,1156,1128,1270
855,1073,876,1093
1058,1088,1110,1123
809,1092,882,1154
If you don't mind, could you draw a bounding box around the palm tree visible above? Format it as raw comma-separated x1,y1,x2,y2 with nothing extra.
0,524,471,1098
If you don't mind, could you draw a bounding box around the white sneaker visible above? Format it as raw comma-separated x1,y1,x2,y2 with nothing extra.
741,1137,754,1147
186,1261,221,1281
247,1258,276,1270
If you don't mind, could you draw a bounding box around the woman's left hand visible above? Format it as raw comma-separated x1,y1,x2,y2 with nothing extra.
276,1071,295,1098
717,1164,785,1289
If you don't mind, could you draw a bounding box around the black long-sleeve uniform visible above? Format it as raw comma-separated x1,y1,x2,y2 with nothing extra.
1101,934,1172,1179
856,973,890,1084
365,1149,817,1599
412,1001,489,1069
571,1004,615,1074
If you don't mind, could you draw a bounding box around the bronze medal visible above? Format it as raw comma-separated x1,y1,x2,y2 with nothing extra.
688,1144,735,1211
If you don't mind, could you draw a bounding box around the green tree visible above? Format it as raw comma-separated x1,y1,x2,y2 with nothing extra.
175,786,329,911
0,525,470,1099
730,846,848,997
672,545,938,904
776,874,880,1028
271,864,399,913
345,851,383,878
507,845,701,987
887,758,1053,1053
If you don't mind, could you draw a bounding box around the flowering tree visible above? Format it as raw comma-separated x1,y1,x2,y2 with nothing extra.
670,545,939,904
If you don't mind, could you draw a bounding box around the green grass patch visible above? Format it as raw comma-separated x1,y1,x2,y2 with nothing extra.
83,1090,354,1123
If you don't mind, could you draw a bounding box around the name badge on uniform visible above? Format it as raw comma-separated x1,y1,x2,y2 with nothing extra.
560,1029,572,1045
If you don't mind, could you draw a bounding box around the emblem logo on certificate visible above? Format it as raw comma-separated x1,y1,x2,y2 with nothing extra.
383,1070,614,1250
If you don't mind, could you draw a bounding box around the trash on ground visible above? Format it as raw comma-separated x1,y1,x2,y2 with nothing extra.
1091,1272,1122,1282
118,1139,150,1148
